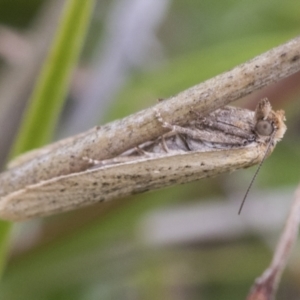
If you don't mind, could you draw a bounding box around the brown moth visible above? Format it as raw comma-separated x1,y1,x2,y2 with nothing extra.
0,98,286,221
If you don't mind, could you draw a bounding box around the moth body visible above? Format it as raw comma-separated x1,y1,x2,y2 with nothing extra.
0,99,286,221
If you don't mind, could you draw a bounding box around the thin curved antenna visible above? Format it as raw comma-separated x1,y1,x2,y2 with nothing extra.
238,129,277,215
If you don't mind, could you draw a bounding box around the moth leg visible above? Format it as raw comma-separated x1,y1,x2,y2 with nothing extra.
161,135,170,153
155,109,176,131
82,156,102,165
82,156,130,167
189,107,202,119
155,109,211,140
135,146,147,155
134,146,155,156
204,119,256,141
155,108,195,136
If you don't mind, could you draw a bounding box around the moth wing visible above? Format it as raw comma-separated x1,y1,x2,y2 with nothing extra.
0,147,266,221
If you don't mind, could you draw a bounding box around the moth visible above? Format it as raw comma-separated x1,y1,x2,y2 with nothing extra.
0,98,286,221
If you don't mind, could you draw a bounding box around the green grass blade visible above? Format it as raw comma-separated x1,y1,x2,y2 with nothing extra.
0,0,95,277
11,0,95,156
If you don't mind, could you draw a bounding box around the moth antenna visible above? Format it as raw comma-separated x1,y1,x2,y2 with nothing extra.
238,129,277,215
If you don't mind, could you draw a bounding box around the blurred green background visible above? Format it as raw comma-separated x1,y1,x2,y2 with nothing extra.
0,0,299,299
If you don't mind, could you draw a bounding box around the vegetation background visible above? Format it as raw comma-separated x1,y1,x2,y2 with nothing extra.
0,0,299,299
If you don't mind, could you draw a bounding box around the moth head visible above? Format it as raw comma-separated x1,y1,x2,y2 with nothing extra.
254,98,287,143
239,99,287,215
